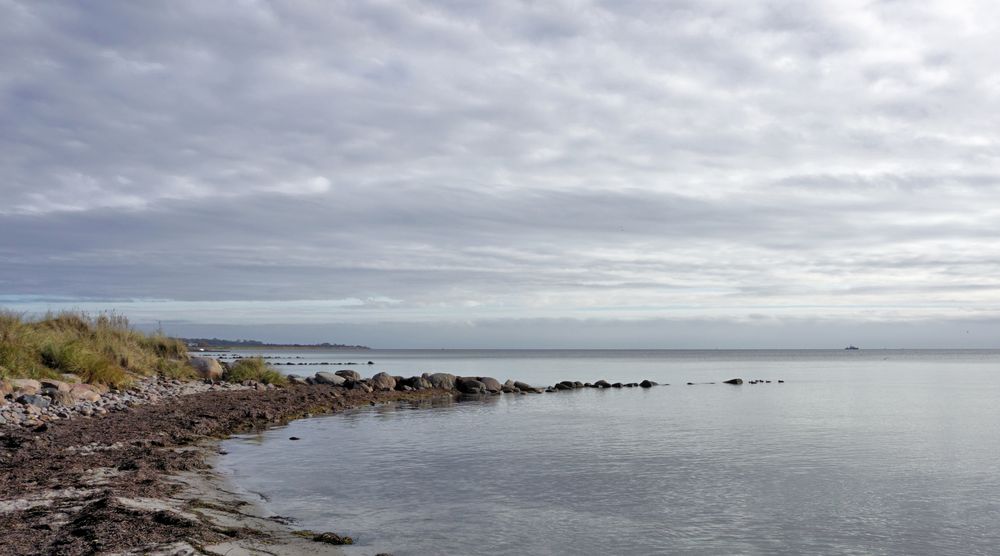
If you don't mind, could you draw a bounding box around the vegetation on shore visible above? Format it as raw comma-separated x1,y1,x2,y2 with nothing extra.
0,311,193,387
222,356,288,386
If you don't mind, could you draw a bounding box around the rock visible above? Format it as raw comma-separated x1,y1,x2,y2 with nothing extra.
44,389,75,406
425,373,457,390
17,394,50,409
477,377,502,393
554,381,573,390
61,373,81,383
513,381,535,391
10,378,41,395
369,372,396,391
367,361,374,365
456,377,488,394
70,383,101,402
404,376,432,390
594,379,611,389
639,380,657,388
40,379,71,393
778,380,785,383
345,380,373,393
314,372,346,386
313,532,353,545
573,381,584,388
723,378,743,385
612,382,623,388
189,357,223,380
286,374,309,385
334,370,361,381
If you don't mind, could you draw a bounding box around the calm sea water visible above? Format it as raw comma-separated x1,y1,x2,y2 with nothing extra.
219,350,1000,555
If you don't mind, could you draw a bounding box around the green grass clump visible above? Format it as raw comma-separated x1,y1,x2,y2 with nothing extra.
223,356,287,386
0,310,190,387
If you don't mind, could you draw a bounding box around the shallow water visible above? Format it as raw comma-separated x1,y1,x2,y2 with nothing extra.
219,350,1000,555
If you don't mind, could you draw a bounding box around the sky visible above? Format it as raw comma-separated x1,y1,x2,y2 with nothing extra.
3,0,1000,348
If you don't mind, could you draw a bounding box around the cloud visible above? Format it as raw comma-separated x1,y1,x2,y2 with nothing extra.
3,0,1000,345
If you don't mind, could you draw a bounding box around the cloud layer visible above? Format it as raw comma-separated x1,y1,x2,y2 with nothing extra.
3,0,1000,346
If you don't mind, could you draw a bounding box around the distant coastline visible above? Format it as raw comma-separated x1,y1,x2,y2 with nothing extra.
181,338,370,351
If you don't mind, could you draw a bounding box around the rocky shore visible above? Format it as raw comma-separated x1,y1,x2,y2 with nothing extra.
1,365,779,555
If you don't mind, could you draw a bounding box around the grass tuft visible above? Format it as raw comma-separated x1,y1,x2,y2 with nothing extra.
0,310,189,386
223,357,287,386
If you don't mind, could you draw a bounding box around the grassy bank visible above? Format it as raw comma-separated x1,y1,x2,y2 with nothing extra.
0,311,192,387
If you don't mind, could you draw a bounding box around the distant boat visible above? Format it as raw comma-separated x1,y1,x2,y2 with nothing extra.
844,345,860,350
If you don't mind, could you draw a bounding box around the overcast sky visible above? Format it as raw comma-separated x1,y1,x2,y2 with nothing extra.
3,0,1000,348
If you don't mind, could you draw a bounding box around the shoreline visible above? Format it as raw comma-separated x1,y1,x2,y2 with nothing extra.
0,383,453,555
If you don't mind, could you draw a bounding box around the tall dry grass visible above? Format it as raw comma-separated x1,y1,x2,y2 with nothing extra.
0,311,192,387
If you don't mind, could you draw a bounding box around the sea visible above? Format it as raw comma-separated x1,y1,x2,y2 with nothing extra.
216,349,1000,555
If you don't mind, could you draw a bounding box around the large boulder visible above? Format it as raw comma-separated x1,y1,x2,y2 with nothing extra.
70,383,101,402
477,377,503,393
314,372,346,386
369,372,396,391
425,373,457,390
593,379,611,389
286,374,310,385
190,357,223,380
513,381,535,391
456,377,488,394
639,380,657,388
723,378,744,385
335,370,361,381
10,378,41,395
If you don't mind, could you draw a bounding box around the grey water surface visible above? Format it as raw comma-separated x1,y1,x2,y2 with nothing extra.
219,350,1000,555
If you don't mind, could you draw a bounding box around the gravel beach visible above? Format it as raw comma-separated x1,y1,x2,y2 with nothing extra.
0,380,451,555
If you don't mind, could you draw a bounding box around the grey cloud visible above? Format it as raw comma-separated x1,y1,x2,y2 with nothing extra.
3,0,1000,346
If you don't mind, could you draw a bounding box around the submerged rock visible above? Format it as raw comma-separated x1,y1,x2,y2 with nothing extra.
723,378,743,385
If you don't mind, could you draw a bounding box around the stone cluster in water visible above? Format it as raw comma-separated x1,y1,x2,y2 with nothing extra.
290,370,670,395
